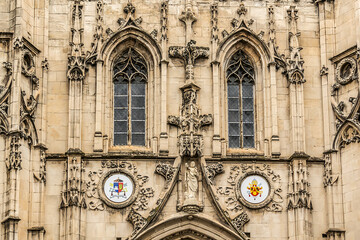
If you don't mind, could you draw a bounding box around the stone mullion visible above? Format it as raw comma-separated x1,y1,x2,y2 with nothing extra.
317,2,345,239
318,1,335,151
263,65,271,156
325,151,345,240
94,60,103,152
211,61,221,156
159,0,169,155
289,83,297,152
268,6,280,157
356,0,360,49
159,60,169,155
297,83,306,152
269,63,280,156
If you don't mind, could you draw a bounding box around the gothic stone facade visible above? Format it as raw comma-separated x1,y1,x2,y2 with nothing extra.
0,0,359,239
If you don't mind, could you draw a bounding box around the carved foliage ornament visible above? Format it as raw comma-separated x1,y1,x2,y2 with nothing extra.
323,153,339,187
34,149,46,183
287,161,312,210
127,209,147,239
155,162,177,189
67,1,86,82
205,162,224,185
0,62,12,134
160,0,168,41
20,91,39,145
117,2,142,30
60,157,87,208
5,135,22,171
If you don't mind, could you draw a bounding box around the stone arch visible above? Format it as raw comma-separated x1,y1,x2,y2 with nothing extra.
94,26,163,151
216,28,271,65
136,215,244,240
333,120,360,150
216,28,272,153
100,26,162,65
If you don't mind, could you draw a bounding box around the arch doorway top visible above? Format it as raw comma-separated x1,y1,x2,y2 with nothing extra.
136,214,244,240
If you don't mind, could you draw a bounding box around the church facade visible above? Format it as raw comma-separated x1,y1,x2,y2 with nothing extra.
0,0,359,239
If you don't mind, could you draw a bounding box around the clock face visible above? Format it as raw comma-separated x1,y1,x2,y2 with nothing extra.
103,173,134,203
240,175,270,204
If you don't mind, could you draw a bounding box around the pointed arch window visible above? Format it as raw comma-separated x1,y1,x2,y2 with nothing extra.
226,50,255,148
113,48,147,146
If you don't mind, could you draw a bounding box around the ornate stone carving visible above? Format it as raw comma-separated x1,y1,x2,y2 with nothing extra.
85,0,104,65
286,6,305,84
335,57,357,85
337,124,360,149
169,40,209,81
230,3,254,31
222,30,229,38
20,91,39,145
5,135,22,170
265,188,283,212
287,161,313,210
13,37,24,50
21,50,39,89
34,149,46,183
168,40,212,157
150,29,158,41
0,64,11,134
225,196,243,212
41,58,49,71
160,0,168,41
184,161,198,201
231,211,250,231
323,153,339,187
3,61,12,76
86,169,105,210
127,209,147,239
67,1,86,82
210,3,219,43
179,0,197,32
155,162,176,189
320,65,329,76
268,6,286,70
205,162,224,185
133,187,154,211
178,203,204,214
117,2,142,29
161,229,215,240
60,157,87,208
240,163,281,182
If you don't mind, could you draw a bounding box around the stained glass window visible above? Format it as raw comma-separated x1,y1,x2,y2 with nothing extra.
226,50,255,148
113,48,147,146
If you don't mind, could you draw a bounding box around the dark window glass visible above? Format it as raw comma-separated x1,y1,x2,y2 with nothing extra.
113,48,147,146
226,50,255,148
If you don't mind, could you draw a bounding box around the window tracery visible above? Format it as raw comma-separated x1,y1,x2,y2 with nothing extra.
113,48,147,146
226,50,255,148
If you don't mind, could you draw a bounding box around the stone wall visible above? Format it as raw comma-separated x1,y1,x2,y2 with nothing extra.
0,0,359,240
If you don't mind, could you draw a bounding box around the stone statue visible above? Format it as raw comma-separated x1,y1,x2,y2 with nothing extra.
185,161,198,200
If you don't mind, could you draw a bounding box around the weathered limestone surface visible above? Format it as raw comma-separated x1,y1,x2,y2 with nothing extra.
0,0,359,239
